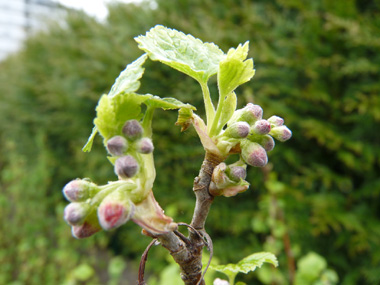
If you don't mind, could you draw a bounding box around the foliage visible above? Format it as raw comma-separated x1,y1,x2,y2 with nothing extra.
0,0,379,284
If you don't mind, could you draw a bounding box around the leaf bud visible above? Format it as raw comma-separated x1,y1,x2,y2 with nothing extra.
270,126,292,142
136,137,154,154
115,155,139,178
106,136,128,156
122,119,143,140
268,115,284,127
258,135,275,152
241,141,268,167
252,119,271,135
64,202,91,226
63,179,99,202
223,122,250,138
98,191,135,231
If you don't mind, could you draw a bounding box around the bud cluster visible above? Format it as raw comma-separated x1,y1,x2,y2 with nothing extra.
218,103,292,168
106,119,154,179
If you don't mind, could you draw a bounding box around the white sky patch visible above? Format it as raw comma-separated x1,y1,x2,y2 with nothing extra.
54,0,144,20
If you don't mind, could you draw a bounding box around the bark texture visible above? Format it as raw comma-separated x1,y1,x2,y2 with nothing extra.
156,152,223,285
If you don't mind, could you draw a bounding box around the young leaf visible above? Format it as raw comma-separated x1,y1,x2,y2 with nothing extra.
218,42,255,98
108,54,148,98
135,25,225,84
210,252,278,282
146,96,196,111
94,92,152,143
82,126,98,152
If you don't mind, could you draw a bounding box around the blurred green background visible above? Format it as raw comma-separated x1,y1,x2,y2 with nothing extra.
0,0,379,284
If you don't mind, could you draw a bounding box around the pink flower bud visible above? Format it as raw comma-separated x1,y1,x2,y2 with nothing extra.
252,119,271,135
224,122,250,138
115,155,139,178
72,221,101,239
136,137,154,154
229,166,247,181
63,179,99,202
259,135,275,152
241,103,263,125
106,136,128,156
64,202,91,226
98,201,134,231
241,141,268,167
122,119,143,140
270,126,292,142
268,115,284,127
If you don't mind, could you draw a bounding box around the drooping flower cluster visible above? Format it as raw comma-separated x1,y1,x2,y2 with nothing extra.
63,119,175,239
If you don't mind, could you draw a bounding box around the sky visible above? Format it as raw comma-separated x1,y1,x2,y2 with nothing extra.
54,0,144,20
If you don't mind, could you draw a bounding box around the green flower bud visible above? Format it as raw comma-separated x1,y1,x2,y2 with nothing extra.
115,155,139,178
270,126,292,142
122,119,143,140
258,135,275,152
64,202,91,226
252,119,271,135
71,210,101,239
241,141,268,167
106,136,128,156
136,137,154,154
63,179,99,202
229,103,263,126
223,122,250,138
268,115,284,127
98,191,135,231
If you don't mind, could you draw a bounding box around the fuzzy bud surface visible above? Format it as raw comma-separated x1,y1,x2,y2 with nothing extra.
136,137,154,154
241,141,268,167
107,136,128,156
122,119,143,140
115,155,139,178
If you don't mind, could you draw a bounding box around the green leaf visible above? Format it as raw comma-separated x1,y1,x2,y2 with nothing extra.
94,92,152,143
218,42,255,98
146,96,196,110
218,92,237,130
211,252,278,276
82,126,98,152
175,107,194,132
108,54,147,98
135,25,225,84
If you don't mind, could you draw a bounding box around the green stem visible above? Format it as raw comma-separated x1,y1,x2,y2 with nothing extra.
208,91,226,137
142,106,155,138
200,82,215,131
228,273,237,285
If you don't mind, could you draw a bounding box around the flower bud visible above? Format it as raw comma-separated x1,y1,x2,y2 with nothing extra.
252,119,271,135
64,202,91,226
223,122,250,138
136,137,154,154
239,103,263,125
258,135,275,152
106,136,128,156
270,126,292,142
122,119,143,140
98,191,135,231
268,115,284,127
241,141,268,167
63,179,99,202
229,166,247,181
71,211,101,239
115,155,139,178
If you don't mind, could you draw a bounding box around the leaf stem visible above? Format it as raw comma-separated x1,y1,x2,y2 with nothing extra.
200,82,215,131
142,106,155,138
208,91,226,137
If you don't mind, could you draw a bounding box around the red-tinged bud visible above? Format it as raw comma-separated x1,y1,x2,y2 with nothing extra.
224,122,250,138
64,202,91,226
115,155,139,178
270,126,292,142
98,201,134,231
122,119,143,140
63,179,99,202
259,135,275,152
106,136,128,156
229,166,247,181
241,141,268,167
268,115,284,127
252,119,271,135
72,220,101,239
136,137,154,154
